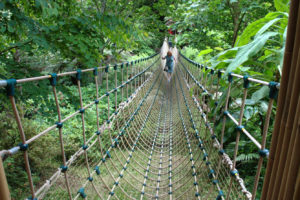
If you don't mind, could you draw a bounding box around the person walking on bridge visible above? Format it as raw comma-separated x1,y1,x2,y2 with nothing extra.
163,51,175,75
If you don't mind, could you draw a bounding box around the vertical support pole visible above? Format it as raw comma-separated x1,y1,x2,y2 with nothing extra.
76,69,92,179
121,64,124,101
216,73,232,180
252,82,278,199
6,79,36,199
114,64,118,112
126,62,129,99
0,158,10,200
50,74,72,199
226,75,249,200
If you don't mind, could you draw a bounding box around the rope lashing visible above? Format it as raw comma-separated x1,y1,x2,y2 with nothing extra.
55,122,63,128
217,190,225,200
243,75,250,88
236,125,245,132
230,170,239,176
94,166,100,175
82,145,88,150
93,67,98,76
79,108,85,113
27,197,37,200
218,70,222,78
228,72,233,83
76,69,82,80
258,149,269,157
60,165,68,172
19,143,29,151
269,81,279,99
49,73,57,86
6,79,16,96
78,188,87,198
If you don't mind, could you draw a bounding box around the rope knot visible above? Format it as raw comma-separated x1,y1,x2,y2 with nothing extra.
78,188,87,198
269,81,279,99
19,143,28,151
6,79,17,97
60,165,68,172
259,149,269,157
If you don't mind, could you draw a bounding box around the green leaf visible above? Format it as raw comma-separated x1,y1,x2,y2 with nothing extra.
225,32,279,74
236,12,283,46
198,48,213,57
251,86,270,103
274,0,290,12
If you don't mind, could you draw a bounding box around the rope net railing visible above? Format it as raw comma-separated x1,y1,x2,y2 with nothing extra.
0,41,279,200
178,51,279,200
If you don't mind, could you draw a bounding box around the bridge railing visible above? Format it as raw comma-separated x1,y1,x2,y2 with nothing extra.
0,53,159,199
179,52,279,200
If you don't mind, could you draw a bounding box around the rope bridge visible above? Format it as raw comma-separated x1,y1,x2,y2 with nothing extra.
0,41,279,200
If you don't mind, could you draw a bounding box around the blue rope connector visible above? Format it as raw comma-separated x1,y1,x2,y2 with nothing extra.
107,120,110,124
206,161,211,166
6,79,17,97
211,135,216,139
95,131,101,136
203,153,208,161
259,149,269,157
211,69,215,75
121,63,124,69
209,169,215,179
218,70,222,78
95,99,99,104
223,111,229,116
27,197,37,200
76,69,82,80
212,179,218,185
216,190,224,200
228,72,233,83
214,101,218,106
114,64,117,70
87,177,93,182
243,75,250,88
230,169,238,176
269,81,279,99
95,166,101,175
82,145,88,150
195,192,200,197
236,125,244,132
60,165,68,172
49,73,57,86
219,149,225,155
78,188,87,198
106,151,111,158
19,143,28,151
114,138,119,146
56,122,63,129
93,67,98,76
79,108,85,113
105,65,109,73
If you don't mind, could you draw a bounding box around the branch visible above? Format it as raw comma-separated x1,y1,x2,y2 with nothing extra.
0,40,32,55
